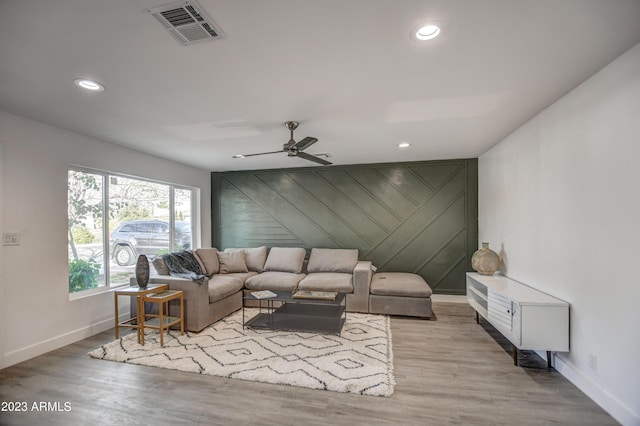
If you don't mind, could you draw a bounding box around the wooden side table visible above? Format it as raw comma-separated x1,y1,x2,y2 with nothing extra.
141,290,184,346
113,284,168,343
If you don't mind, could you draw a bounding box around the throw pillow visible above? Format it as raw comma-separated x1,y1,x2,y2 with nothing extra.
263,247,306,273
194,248,220,275
307,248,358,273
217,251,248,274
152,256,170,275
224,246,267,272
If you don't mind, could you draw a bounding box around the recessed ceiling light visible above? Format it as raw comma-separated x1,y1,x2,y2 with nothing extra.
232,154,245,159
398,142,411,148
73,78,105,92
415,24,440,41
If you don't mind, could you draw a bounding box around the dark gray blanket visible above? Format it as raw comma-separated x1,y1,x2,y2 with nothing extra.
162,250,209,284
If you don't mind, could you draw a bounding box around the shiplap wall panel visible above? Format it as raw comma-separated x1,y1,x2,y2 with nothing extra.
286,171,387,244
364,168,465,265
220,186,303,247
213,160,477,294
374,167,435,203
318,170,402,232
257,173,372,250
344,168,420,217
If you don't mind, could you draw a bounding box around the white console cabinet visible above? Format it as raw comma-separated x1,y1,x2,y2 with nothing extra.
466,272,569,366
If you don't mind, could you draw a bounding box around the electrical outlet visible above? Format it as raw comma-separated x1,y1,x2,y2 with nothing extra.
588,353,598,371
3,232,20,246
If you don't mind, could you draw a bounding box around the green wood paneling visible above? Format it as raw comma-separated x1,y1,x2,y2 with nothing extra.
212,159,478,295
317,169,401,232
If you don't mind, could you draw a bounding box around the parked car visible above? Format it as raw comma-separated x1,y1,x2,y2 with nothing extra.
109,219,192,266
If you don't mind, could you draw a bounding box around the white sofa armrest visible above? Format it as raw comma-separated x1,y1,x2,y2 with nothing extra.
129,275,211,332
348,260,372,313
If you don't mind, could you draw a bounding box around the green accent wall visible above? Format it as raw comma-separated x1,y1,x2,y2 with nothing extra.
212,159,478,295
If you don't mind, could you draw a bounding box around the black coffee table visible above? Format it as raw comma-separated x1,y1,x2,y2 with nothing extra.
242,291,346,335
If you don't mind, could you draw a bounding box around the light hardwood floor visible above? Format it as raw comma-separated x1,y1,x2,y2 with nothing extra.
0,303,616,425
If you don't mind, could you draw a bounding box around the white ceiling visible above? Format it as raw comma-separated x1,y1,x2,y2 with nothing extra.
1,0,640,172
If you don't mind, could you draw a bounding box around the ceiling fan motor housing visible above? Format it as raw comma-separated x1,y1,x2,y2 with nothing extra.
286,146,298,156
285,121,299,131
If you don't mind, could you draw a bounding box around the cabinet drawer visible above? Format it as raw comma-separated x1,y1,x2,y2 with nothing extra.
488,290,513,333
511,302,521,346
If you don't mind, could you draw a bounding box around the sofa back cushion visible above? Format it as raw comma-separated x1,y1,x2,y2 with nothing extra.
307,248,358,273
194,248,220,275
224,246,268,273
217,251,249,274
263,247,306,274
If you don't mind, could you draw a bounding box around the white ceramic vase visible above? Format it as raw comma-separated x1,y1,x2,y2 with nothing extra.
471,242,500,276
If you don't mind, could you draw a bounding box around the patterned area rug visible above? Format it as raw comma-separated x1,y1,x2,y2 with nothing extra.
89,309,395,397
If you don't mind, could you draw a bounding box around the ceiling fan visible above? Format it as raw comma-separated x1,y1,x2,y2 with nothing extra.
232,121,332,165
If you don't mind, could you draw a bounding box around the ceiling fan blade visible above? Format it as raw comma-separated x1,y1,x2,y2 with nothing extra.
296,151,332,165
292,137,318,152
233,150,283,158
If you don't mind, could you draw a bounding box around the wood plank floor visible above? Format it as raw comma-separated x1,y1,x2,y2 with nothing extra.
0,303,616,425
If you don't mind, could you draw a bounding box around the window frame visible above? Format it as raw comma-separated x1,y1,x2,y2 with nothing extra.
68,166,198,299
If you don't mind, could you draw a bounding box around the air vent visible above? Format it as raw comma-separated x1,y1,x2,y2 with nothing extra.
147,1,225,46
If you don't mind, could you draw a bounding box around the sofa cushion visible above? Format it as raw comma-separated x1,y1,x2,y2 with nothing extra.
307,248,358,273
297,273,353,293
224,246,267,273
263,247,306,273
194,248,220,275
217,251,248,273
152,257,170,275
370,272,432,298
208,275,244,303
245,271,306,291
224,271,258,283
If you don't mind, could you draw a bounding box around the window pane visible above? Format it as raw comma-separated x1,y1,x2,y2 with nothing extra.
108,176,170,286
68,170,105,293
174,188,193,250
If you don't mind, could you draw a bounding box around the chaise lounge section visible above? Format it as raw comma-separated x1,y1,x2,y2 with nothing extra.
369,272,433,319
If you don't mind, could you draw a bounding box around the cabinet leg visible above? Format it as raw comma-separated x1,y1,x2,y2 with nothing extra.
547,351,552,369
512,345,518,366
476,311,479,324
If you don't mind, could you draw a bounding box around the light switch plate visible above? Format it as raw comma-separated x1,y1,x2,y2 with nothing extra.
3,232,20,246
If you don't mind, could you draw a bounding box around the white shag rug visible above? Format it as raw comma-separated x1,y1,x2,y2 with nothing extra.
89,309,395,397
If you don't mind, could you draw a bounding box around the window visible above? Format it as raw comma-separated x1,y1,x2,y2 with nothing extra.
68,170,105,293
68,168,196,295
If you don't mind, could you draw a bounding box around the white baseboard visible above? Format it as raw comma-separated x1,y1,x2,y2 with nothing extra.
1,312,130,369
431,294,467,303
545,352,640,426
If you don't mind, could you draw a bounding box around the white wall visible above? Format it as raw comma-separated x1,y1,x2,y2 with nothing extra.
0,111,211,368
479,42,640,425
0,140,5,368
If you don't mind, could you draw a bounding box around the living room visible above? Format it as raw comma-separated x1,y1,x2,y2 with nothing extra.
1,1,639,425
